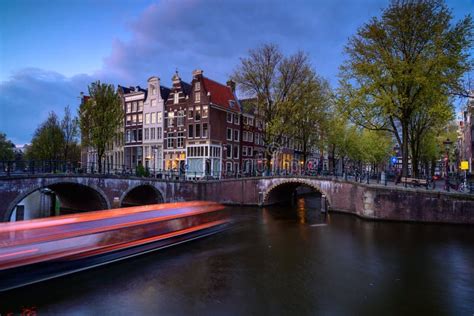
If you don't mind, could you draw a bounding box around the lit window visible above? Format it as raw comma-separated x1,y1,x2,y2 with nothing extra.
195,106,201,121
126,103,131,113
157,112,162,123
138,101,143,111
151,112,156,124
203,106,208,118
138,114,143,123
145,113,150,124
195,92,200,103
195,82,200,91
203,123,208,138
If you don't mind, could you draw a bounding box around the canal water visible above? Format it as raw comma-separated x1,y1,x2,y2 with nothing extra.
1,195,474,315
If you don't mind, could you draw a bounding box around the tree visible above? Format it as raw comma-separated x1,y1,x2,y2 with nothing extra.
79,81,123,173
291,74,332,168
61,105,80,161
27,112,64,160
339,0,473,177
232,44,314,172
0,132,15,161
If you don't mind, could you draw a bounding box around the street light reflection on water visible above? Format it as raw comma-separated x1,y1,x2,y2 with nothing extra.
1,194,473,315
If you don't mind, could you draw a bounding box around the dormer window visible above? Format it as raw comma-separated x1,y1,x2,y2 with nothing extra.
174,92,179,104
195,82,201,91
229,100,235,108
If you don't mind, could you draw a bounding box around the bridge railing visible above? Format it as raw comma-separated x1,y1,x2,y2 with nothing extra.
2,161,473,194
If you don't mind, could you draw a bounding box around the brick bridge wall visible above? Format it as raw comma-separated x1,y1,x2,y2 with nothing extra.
1,175,474,224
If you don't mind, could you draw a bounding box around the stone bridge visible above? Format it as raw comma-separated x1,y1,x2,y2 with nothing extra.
1,175,474,224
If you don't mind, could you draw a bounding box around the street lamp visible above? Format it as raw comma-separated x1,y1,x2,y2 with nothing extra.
443,138,453,191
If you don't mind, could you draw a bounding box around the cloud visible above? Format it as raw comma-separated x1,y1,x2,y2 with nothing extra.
0,68,93,144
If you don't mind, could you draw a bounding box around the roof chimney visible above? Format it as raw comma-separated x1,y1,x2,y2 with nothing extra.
192,69,203,78
226,80,236,93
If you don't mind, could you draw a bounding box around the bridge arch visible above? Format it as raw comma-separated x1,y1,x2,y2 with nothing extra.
120,184,164,207
5,180,110,221
262,179,331,207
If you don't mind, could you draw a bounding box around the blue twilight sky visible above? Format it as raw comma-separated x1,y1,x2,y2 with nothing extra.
0,0,473,145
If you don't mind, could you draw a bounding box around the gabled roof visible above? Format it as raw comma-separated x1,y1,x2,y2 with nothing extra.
180,81,192,96
202,77,240,112
160,86,171,100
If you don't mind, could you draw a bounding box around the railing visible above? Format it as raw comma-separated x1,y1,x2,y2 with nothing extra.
1,160,473,194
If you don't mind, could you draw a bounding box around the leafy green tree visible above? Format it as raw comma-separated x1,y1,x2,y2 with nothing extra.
79,81,123,173
27,112,64,160
291,73,332,167
339,0,473,177
0,132,15,161
232,43,314,171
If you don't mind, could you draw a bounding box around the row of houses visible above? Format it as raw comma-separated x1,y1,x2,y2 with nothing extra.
82,70,320,179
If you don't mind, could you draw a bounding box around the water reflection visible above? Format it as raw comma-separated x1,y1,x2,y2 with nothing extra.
1,194,473,315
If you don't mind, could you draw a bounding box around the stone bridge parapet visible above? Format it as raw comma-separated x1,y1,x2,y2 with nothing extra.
1,175,474,224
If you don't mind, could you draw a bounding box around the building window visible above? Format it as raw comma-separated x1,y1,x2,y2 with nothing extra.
177,132,184,148
227,128,232,141
151,99,156,107
249,118,254,126
188,107,194,119
234,114,240,125
126,103,131,113
243,117,248,125
195,106,201,121
227,112,233,123
157,127,162,140
167,133,174,148
168,112,174,127
138,101,143,111
196,124,201,138
132,114,137,124
195,92,200,103
151,112,156,124
248,147,253,157
138,114,143,124
226,162,232,172
174,92,179,104
151,85,156,95
249,132,253,142
195,82,200,91
145,128,149,140
132,129,137,142
243,131,247,142
234,130,239,142
233,145,239,159
126,130,131,143
177,110,185,126
203,123,208,138
226,145,232,158
188,124,194,138
132,102,137,112
151,128,155,139
243,146,247,156
157,112,162,123
145,113,150,124
126,115,132,126
138,129,143,141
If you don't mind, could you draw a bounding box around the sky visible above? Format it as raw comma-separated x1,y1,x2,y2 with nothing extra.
0,0,473,145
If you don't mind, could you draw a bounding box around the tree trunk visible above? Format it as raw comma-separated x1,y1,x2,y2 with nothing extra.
98,152,103,174
401,121,409,177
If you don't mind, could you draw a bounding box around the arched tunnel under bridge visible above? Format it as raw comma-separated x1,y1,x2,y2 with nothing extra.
9,182,110,221
263,181,329,209
120,185,164,207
